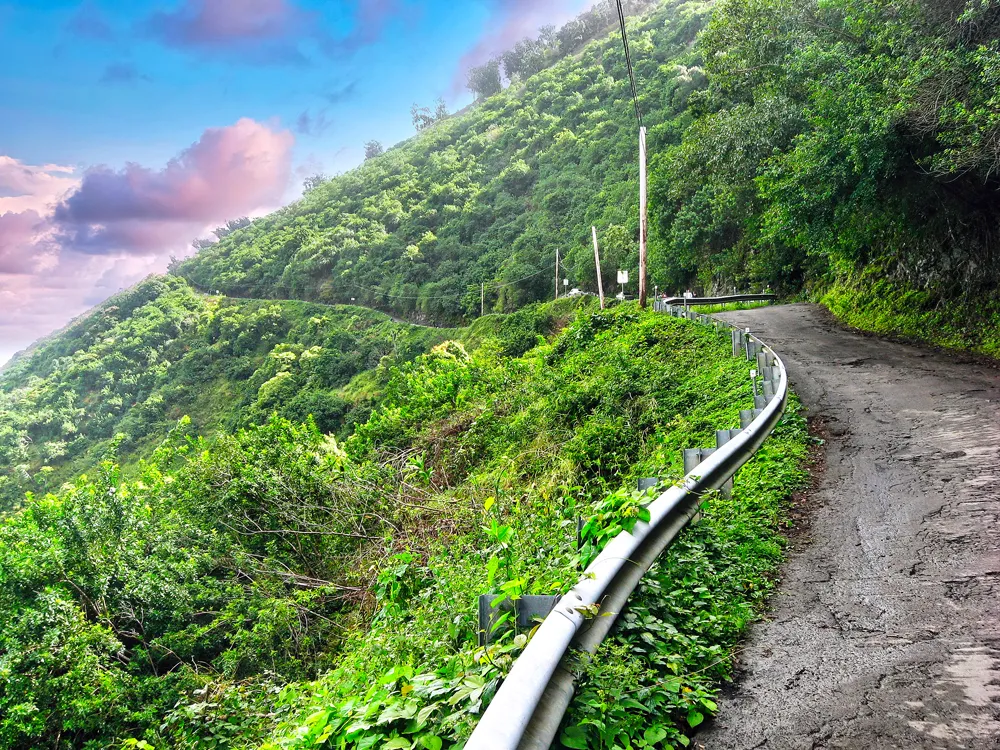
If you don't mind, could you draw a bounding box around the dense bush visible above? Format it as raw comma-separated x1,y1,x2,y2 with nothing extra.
653,0,1000,348
0,418,374,748
0,304,810,749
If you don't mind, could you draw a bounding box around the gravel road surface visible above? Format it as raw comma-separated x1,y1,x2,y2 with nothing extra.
699,303,1000,749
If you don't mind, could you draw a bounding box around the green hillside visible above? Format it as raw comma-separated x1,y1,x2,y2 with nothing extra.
654,0,1000,355
0,276,460,511
7,0,998,747
0,303,809,749
174,1,713,324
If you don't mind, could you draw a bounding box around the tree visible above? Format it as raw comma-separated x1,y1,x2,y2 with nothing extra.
214,217,251,240
538,24,557,49
411,103,436,131
434,98,449,121
467,58,503,100
364,140,384,160
557,19,586,55
192,237,216,251
303,174,328,194
411,100,449,132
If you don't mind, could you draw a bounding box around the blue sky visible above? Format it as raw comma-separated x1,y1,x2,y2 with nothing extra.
0,0,591,365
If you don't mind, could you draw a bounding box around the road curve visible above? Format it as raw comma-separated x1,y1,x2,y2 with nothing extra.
699,303,1000,750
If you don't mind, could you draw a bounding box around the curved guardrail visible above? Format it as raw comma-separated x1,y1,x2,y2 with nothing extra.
467,302,789,750
654,293,776,309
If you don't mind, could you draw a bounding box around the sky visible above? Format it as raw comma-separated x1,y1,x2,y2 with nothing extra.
0,0,593,366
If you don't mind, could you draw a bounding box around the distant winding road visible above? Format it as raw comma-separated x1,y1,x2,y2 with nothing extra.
700,304,1000,749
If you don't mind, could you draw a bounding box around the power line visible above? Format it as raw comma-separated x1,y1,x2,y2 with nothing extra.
615,0,644,128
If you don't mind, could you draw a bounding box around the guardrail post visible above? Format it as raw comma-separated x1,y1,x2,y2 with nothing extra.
683,448,711,525
682,448,703,475
715,429,739,498
637,477,659,493
478,595,561,647
740,409,754,429
762,380,776,403
756,350,772,374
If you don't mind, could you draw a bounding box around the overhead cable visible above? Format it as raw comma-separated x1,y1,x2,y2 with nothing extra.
615,0,644,128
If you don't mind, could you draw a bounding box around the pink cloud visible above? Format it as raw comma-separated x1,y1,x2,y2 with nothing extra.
458,0,592,82
146,0,315,63
0,156,78,215
0,210,53,274
0,119,295,366
55,118,295,255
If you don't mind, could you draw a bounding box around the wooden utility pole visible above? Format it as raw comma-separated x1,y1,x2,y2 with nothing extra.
555,249,560,300
592,226,605,310
638,125,648,309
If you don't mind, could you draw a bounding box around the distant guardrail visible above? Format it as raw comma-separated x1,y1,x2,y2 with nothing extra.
655,293,776,309
467,302,788,750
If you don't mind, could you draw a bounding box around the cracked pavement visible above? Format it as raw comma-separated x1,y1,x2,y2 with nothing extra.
698,304,1000,750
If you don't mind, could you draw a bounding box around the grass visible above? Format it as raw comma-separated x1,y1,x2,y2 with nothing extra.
822,272,1000,360
680,301,774,315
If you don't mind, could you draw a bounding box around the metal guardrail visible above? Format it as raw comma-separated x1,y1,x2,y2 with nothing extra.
654,294,776,309
467,303,789,750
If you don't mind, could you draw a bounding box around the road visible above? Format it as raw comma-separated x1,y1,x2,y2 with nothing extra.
700,303,1000,750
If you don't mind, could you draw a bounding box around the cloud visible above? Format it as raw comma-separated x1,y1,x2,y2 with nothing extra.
54,118,295,255
145,0,315,64
143,0,408,65
0,157,78,214
0,119,296,366
458,0,588,80
66,1,114,41
100,62,149,85
321,0,403,57
0,210,54,274
296,109,333,137
0,158,77,275
322,80,359,105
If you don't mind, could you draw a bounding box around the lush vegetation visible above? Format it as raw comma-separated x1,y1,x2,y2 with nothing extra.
174,1,713,324
23,0,999,746
823,274,1000,357
0,304,809,749
0,275,468,512
173,0,1000,353
0,271,589,514
653,0,1000,352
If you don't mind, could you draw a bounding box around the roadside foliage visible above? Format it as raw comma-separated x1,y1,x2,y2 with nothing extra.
0,303,810,749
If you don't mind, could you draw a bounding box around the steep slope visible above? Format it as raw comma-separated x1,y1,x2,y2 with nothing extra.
0,304,809,750
0,275,461,511
174,1,713,323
